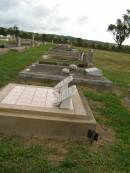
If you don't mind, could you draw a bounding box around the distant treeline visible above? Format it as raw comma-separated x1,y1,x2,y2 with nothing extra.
0,26,130,53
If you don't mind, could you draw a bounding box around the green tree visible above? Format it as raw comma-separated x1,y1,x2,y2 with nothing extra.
108,19,128,48
123,9,130,36
0,27,7,36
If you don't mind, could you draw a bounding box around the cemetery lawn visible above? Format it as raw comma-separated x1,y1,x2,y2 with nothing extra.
0,47,130,173
0,45,50,87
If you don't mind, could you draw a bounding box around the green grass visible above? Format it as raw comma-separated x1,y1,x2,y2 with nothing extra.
84,89,130,173
40,48,130,86
93,49,130,86
0,46,130,172
0,45,50,87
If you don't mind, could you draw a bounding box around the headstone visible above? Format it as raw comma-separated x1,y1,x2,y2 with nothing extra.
80,51,84,61
31,34,35,47
17,36,21,47
86,49,94,66
56,85,77,110
54,75,73,92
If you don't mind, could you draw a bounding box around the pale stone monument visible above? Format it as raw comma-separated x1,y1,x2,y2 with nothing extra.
62,68,70,75
69,64,78,71
55,85,77,110
54,75,73,92
80,51,84,61
31,34,35,47
86,49,94,66
85,67,102,77
17,36,21,47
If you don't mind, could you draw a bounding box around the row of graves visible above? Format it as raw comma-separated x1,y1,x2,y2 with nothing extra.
0,34,42,52
0,44,112,141
20,44,112,90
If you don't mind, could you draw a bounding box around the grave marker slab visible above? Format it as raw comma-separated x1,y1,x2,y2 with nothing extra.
0,83,96,140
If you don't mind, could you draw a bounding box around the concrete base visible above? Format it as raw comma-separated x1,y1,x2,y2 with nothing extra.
19,63,112,90
0,84,96,140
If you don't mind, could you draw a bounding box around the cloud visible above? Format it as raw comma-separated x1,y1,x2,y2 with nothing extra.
32,5,52,18
77,15,89,25
0,0,20,10
0,0,130,44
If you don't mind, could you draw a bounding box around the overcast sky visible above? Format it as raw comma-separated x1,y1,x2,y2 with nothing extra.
0,0,130,44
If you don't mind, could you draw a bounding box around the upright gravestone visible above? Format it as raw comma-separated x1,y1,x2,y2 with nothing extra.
31,34,35,47
86,49,94,67
80,51,84,61
17,36,21,47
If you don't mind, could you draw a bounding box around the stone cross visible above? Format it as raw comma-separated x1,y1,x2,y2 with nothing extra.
86,49,94,66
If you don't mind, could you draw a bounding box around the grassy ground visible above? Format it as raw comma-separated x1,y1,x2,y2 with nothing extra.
0,47,130,172
94,49,130,87
0,45,50,87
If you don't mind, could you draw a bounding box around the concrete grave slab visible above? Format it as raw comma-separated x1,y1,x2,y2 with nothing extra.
85,67,102,77
0,83,96,140
19,63,112,90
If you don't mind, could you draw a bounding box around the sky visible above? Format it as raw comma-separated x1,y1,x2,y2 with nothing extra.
0,0,130,45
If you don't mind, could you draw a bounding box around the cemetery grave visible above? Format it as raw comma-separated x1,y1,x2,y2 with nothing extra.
0,76,96,140
0,34,42,52
19,45,112,89
0,44,130,172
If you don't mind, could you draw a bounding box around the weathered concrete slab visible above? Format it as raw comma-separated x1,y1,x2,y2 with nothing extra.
0,83,96,140
19,63,112,90
85,67,102,77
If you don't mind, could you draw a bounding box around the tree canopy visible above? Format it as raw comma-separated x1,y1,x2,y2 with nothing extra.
108,9,130,48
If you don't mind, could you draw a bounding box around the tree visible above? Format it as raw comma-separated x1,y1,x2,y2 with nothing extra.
8,26,20,38
123,9,130,35
108,19,128,48
76,38,83,47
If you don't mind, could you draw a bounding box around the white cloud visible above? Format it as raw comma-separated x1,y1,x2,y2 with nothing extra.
0,0,130,44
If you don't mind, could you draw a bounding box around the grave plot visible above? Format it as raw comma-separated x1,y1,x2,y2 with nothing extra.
19,63,112,89
0,81,96,140
40,46,80,65
48,47,80,59
20,45,112,89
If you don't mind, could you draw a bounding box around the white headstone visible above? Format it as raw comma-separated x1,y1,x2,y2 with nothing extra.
55,85,77,110
31,34,35,46
80,52,84,61
86,49,94,66
17,36,21,47
54,75,73,92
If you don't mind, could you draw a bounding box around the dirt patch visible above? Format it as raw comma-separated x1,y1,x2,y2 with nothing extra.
121,97,130,111
23,138,69,166
0,48,9,55
96,125,115,146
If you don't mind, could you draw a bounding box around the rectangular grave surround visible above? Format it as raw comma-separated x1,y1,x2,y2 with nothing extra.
0,83,96,140
19,63,112,90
